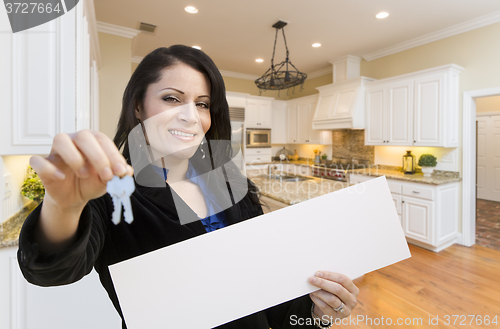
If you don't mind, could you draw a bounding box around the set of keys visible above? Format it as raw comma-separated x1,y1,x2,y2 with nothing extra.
106,175,135,225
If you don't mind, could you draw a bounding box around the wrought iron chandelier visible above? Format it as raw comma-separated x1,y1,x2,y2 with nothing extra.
255,21,307,95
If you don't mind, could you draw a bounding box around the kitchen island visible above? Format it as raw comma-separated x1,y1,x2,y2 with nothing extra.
248,174,349,205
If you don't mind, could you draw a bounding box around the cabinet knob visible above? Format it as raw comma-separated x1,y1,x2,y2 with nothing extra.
414,140,416,143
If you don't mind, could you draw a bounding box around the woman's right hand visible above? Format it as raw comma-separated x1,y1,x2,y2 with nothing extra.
30,130,133,211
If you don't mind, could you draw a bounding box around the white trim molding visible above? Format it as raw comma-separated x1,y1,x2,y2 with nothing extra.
363,10,500,61
96,21,140,39
83,0,101,68
476,111,500,117
462,87,500,247
307,66,332,79
219,70,260,81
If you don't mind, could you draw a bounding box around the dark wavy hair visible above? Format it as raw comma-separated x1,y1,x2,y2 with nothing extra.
113,45,261,207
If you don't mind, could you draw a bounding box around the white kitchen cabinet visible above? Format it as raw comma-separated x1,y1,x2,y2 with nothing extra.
364,64,462,147
0,1,99,155
365,80,413,145
287,104,298,143
245,148,272,164
287,95,331,145
271,100,287,144
245,97,273,128
401,196,433,244
0,246,120,329
349,174,458,252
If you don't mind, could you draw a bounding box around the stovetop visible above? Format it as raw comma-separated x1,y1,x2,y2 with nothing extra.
312,163,368,171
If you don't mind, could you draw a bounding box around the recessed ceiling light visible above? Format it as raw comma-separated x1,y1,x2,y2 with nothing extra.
376,12,389,19
255,58,264,63
192,45,201,50
185,6,198,14
312,43,321,48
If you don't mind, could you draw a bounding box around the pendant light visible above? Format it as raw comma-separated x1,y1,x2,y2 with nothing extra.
255,21,307,95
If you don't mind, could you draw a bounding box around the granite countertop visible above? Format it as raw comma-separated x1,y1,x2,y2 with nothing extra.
0,201,38,248
249,175,349,205
349,165,461,185
254,158,318,167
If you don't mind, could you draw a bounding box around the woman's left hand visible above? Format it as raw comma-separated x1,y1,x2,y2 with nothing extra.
308,271,359,321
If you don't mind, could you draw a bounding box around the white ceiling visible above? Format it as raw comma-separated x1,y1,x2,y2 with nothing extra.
95,0,500,77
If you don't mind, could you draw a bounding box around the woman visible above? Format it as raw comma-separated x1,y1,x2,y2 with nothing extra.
18,45,359,329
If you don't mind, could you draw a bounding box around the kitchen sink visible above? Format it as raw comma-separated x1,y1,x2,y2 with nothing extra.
266,175,312,182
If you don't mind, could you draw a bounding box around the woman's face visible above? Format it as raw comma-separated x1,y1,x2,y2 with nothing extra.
135,62,212,161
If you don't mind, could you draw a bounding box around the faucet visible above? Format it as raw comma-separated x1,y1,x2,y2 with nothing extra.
268,165,278,179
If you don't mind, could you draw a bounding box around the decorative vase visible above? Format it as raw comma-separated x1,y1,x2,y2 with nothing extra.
421,167,434,177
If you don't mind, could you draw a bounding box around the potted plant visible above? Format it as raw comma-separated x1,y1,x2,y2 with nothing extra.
418,154,437,177
21,166,45,203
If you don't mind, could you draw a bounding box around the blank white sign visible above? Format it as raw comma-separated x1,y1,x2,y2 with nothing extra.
109,176,411,328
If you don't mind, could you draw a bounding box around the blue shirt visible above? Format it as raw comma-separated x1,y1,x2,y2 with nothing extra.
151,162,227,232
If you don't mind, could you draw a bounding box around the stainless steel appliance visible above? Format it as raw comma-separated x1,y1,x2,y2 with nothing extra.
229,107,245,172
246,128,271,148
311,158,370,182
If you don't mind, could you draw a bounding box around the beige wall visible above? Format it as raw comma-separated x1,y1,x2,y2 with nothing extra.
223,73,332,101
361,21,500,173
476,95,500,113
131,62,139,73
362,22,500,233
288,74,332,100
98,32,132,140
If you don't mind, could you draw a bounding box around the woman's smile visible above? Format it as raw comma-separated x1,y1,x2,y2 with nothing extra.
168,129,197,141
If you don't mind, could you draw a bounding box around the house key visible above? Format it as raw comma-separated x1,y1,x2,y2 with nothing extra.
106,175,135,225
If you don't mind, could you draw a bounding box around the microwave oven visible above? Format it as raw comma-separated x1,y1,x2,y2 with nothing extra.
246,128,271,148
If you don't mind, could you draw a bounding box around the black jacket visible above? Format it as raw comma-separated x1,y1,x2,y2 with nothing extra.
17,177,317,329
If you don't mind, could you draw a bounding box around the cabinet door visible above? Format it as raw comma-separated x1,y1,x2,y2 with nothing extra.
386,80,413,145
413,74,444,146
309,100,321,143
271,102,287,144
287,104,298,143
245,101,260,127
402,196,434,244
365,86,386,145
392,193,402,216
297,103,310,143
259,101,272,128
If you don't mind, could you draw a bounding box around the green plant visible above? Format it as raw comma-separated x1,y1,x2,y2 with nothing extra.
418,154,437,167
21,166,45,202
321,154,327,160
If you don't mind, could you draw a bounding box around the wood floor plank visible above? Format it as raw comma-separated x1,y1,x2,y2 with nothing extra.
334,244,500,328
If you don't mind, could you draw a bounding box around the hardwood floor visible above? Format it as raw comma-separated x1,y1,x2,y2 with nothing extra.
342,244,500,328
260,196,500,328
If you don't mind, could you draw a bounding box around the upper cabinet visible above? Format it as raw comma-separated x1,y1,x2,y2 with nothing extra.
288,95,331,145
245,97,273,128
365,64,463,147
0,0,100,155
271,100,287,144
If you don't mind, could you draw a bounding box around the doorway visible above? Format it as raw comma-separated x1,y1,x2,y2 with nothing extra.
462,87,500,248
475,96,500,251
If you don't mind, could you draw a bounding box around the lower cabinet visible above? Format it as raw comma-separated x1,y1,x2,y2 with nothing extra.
350,174,458,252
401,196,433,245
0,247,121,329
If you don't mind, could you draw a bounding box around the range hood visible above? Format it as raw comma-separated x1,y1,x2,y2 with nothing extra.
312,55,375,130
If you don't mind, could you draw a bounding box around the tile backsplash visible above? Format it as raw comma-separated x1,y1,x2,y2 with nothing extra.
331,129,374,163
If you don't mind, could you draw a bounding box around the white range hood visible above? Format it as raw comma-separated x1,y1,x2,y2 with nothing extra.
312,55,375,130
